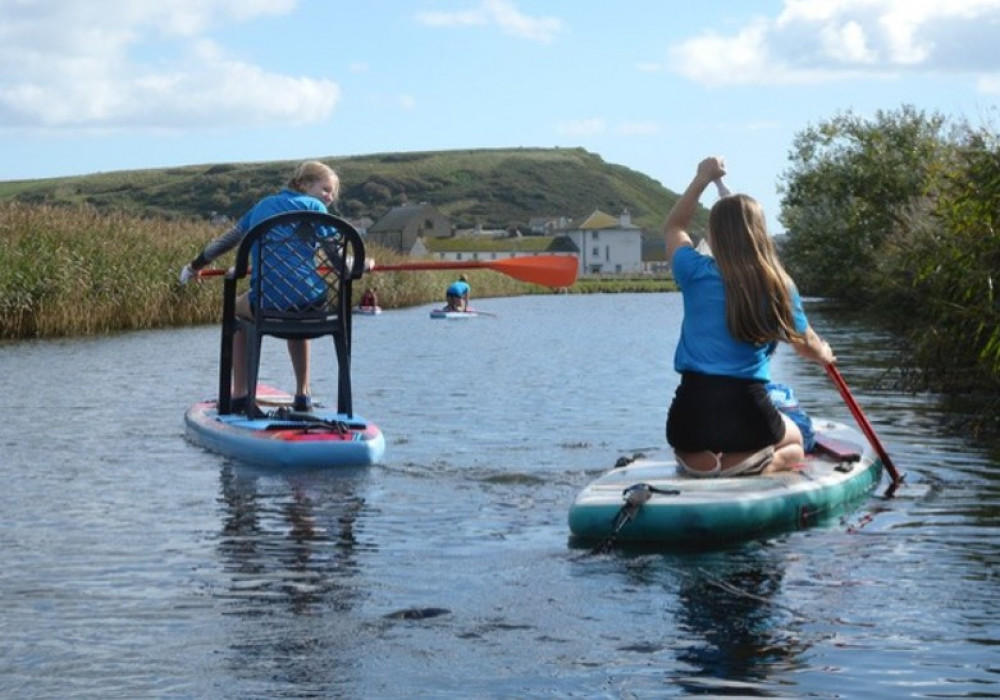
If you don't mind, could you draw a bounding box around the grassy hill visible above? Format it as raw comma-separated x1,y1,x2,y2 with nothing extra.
0,147,708,258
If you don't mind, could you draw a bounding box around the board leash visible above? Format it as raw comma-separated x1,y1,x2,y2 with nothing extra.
591,482,680,554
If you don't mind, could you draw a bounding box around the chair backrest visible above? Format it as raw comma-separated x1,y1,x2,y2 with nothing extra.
217,210,366,416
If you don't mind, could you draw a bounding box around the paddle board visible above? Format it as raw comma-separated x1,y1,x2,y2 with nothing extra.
185,385,385,469
429,306,495,320
568,419,883,549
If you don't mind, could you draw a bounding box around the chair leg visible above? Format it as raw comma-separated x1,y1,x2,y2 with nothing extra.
244,328,264,417
333,333,352,416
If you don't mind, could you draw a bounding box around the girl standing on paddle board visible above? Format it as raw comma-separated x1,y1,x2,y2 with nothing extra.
662,156,835,476
179,161,341,415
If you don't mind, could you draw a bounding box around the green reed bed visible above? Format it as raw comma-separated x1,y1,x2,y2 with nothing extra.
0,202,535,340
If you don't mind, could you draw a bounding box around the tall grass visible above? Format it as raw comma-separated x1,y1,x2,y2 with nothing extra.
0,202,535,340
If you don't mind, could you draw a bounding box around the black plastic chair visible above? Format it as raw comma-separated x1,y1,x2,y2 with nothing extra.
216,211,366,418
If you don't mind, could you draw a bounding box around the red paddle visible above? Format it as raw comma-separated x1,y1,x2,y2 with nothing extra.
371,255,578,288
196,254,578,288
826,363,903,486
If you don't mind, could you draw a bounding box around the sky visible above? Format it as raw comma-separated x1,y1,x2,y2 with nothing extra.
2,0,999,232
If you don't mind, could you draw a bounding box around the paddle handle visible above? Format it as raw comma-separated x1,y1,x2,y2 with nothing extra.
714,178,731,197
825,364,903,485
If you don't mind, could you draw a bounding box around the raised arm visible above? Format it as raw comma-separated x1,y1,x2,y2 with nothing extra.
663,157,726,263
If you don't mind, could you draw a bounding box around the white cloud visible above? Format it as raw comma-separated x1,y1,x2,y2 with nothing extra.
820,20,877,64
415,0,562,43
556,118,606,136
668,0,1000,86
0,0,339,131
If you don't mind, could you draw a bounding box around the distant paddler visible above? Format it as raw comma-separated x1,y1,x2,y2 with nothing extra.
444,274,470,312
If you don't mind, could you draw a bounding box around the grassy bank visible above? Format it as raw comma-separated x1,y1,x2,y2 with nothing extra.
0,202,577,340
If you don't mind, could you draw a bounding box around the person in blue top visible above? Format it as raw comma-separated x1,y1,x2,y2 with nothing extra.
179,161,341,415
663,156,835,477
445,275,470,312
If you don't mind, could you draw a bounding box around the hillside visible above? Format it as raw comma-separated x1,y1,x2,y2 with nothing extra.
0,147,708,257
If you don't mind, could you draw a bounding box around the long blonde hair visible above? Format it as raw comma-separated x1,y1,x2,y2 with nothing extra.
708,194,803,345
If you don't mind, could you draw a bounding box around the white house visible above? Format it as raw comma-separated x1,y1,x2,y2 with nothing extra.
563,209,643,276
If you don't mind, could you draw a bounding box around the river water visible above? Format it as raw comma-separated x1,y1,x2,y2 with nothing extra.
1,293,998,698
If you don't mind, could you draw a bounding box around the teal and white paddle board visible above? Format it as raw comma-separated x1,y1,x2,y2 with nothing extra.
568,419,883,549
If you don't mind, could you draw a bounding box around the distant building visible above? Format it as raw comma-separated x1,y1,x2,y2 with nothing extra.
366,202,451,253
346,216,373,237
412,233,574,263
527,215,572,235
562,209,643,276
364,204,642,279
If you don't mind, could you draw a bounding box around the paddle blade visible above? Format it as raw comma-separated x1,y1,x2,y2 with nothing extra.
489,255,578,287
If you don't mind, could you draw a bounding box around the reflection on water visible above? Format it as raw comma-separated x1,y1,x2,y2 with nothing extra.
669,547,808,692
216,465,368,614
214,464,373,694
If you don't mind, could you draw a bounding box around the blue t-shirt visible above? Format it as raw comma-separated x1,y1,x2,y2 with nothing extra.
672,245,807,381
446,280,470,297
238,189,330,309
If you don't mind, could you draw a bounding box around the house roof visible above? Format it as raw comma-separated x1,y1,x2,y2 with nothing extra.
369,202,440,233
571,209,640,231
422,235,558,253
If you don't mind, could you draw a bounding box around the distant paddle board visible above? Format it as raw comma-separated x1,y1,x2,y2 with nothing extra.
430,308,480,320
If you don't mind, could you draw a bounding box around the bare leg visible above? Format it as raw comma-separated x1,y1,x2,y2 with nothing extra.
232,294,252,398
287,338,310,397
763,414,805,473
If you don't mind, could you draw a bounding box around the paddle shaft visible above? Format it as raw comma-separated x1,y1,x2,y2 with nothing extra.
825,364,903,484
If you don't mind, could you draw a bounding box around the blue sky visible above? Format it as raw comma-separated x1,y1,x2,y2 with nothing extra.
2,0,998,231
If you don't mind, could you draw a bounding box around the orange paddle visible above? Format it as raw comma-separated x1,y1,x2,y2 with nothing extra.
196,254,578,288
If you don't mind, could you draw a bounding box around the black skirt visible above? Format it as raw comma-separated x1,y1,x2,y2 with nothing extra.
666,371,785,453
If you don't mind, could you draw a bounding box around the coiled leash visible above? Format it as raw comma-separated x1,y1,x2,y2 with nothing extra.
591,482,680,554
267,407,353,434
